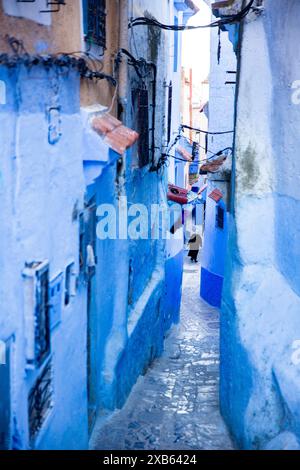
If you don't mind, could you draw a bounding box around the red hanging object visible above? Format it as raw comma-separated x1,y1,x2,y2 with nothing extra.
208,188,223,202
167,184,188,205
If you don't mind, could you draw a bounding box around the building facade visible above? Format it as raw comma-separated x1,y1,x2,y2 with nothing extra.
0,0,195,450
200,17,236,307
164,1,199,332
212,0,300,450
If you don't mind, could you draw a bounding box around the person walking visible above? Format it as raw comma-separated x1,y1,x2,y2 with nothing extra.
188,231,202,263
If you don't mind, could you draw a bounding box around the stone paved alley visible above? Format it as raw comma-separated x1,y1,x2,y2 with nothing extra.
91,255,234,450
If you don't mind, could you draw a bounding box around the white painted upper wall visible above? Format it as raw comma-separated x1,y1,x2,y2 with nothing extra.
2,0,52,26
208,25,236,154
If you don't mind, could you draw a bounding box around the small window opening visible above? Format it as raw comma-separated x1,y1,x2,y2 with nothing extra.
83,0,106,50
216,205,225,230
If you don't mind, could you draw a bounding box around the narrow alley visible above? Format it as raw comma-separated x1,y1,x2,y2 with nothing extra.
1,0,300,459
91,255,234,451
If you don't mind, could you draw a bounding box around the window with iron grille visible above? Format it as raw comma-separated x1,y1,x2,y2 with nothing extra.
28,360,53,443
216,205,225,230
83,0,106,49
132,87,150,168
34,263,51,366
23,261,51,368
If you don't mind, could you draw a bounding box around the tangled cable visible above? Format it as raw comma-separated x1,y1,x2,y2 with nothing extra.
1,35,117,87
129,0,255,31
154,121,234,174
156,144,233,174
115,48,154,80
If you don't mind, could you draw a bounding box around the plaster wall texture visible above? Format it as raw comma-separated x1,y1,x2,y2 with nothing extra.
221,0,300,449
0,1,120,111
0,65,88,449
200,24,235,307
0,0,192,448
207,26,236,154
83,0,184,414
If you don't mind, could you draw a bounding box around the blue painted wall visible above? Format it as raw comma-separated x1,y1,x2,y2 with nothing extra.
0,64,88,450
200,184,228,308
86,160,172,413
0,0,192,450
219,2,300,450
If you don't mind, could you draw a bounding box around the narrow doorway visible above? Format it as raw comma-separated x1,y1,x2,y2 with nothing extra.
81,197,98,434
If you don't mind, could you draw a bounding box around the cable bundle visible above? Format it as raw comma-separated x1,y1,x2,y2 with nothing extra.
1,35,117,86
129,0,255,31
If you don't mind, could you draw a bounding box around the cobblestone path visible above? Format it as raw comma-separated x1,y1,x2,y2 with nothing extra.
91,256,234,450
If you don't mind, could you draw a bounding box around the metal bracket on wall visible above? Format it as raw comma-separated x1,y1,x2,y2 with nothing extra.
225,70,236,85
16,0,66,13
40,1,66,13
48,106,62,145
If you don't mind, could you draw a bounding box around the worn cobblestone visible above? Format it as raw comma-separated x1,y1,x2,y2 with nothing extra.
91,256,234,450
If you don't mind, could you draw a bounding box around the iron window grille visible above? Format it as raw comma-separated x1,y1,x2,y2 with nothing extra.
83,0,106,49
132,87,150,168
23,261,51,367
34,264,50,365
28,360,53,443
216,205,225,230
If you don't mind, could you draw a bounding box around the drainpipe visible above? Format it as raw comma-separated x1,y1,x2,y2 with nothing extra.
189,68,193,142
118,0,129,122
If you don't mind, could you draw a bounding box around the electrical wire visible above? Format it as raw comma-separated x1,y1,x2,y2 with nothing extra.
181,124,234,135
129,0,255,31
1,36,117,87
166,126,233,160
155,146,233,176
164,146,232,164
180,133,216,156
105,84,119,115
115,48,154,80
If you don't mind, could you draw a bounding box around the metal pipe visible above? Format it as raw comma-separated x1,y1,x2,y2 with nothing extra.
149,62,157,170
118,0,129,120
189,68,193,142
